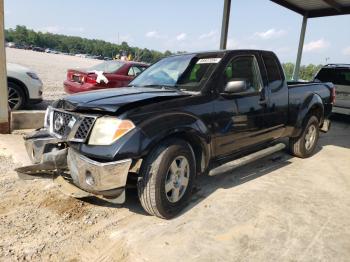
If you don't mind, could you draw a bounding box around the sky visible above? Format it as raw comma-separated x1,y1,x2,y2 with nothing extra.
4,0,350,65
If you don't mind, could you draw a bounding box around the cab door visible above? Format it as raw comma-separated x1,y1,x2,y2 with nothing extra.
260,52,288,139
213,54,268,158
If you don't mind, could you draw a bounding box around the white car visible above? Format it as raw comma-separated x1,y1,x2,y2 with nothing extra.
7,63,43,110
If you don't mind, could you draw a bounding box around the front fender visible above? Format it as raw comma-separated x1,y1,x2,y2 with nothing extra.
291,93,324,137
78,112,211,166
138,112,211,163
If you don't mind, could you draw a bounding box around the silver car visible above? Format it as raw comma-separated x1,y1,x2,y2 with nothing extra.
314,64,350,115
7,63,43,110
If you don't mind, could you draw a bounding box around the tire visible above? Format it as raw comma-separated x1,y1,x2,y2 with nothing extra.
289,115,320,158
137,139,196,219
8,82,26,110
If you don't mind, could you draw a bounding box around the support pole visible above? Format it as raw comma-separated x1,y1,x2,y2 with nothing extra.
293,15,308,81
220,0,231,50
0,0,9,133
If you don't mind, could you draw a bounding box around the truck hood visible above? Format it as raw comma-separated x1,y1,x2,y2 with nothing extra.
54,87,190,113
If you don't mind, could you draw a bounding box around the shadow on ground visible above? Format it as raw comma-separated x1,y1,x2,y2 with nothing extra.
24,100,54,110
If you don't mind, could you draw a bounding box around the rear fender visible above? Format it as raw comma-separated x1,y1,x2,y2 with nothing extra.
291,93,324,137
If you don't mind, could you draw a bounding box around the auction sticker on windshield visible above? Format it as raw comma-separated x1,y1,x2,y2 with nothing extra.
197,58,222,64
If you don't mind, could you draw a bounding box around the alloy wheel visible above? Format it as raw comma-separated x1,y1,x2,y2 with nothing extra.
165,156,190,203
305,125,317,150
8,86,23,110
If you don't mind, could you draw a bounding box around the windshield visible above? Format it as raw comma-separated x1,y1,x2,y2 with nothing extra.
129,54,220,93
87,61,125,73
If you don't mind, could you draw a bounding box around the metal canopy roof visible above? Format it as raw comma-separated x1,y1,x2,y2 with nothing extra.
271,0,350,18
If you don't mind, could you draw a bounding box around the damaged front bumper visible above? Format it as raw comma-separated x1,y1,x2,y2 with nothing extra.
16,129,132,204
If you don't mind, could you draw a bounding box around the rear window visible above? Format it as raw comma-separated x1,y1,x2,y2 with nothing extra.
88,61,125,73
315,68,350,86
262,53,283,89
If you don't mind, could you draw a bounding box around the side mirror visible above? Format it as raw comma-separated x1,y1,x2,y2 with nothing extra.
224,80,247,94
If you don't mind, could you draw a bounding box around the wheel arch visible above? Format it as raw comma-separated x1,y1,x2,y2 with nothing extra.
291,93,324,137
163,131,210,175
7,77,29,102
142,127,211,176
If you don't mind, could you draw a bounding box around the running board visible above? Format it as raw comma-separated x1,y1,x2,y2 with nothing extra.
209,143,286,176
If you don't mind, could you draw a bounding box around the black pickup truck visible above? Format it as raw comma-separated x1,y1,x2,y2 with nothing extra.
17,50,335,219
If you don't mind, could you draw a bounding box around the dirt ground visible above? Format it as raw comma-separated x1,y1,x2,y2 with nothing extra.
0,115,350,261
6,48,100,103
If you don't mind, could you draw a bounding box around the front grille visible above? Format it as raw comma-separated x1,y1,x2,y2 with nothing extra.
74,117,95,140
52,110,74,137
51,109,96,141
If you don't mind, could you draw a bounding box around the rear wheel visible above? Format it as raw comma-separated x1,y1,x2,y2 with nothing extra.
137,139,195,219
8,82,26,110
289,115,320,158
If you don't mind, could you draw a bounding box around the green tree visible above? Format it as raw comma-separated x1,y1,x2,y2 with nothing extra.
5,25,174,63
282,63,294,80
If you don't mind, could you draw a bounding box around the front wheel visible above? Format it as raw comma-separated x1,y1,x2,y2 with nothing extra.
289,115,320,158
137,139,195,219
8,82,26,110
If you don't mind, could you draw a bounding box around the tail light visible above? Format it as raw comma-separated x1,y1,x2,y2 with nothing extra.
84,74,97,84
331,86,336,104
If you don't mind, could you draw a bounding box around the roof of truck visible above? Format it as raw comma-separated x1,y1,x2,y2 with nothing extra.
169,49,275,58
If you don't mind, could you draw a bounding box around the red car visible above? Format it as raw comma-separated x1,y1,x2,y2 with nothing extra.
64,60,148,94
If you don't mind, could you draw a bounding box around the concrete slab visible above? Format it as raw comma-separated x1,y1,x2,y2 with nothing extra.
11,110,45,130
0,133,30,165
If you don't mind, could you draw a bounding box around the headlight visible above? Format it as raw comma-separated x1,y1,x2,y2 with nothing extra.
27,72,40,80
88,117,135,145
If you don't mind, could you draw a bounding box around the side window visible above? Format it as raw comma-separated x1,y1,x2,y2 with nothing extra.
128,66,143,77
223,56,263,93
133,67,142,76
262,53,283,90
316,68,350,85
336,69,350,86
128,67,135,76
315,68,335,82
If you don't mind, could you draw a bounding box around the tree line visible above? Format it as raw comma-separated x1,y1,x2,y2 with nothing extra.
282,63,323,81
5,25,173,63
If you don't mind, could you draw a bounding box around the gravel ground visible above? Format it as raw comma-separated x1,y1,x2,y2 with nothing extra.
0,115,350,261
6,48,100,109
